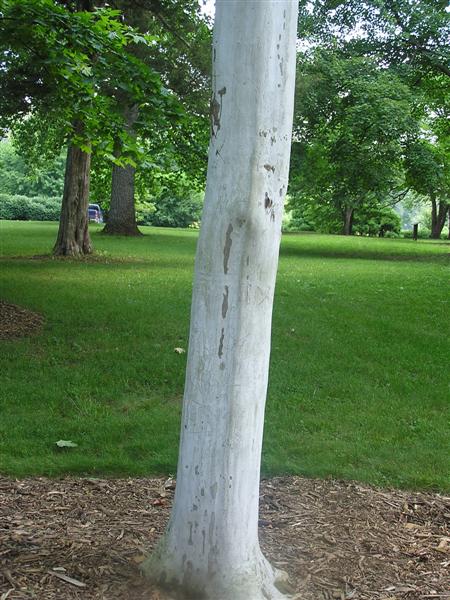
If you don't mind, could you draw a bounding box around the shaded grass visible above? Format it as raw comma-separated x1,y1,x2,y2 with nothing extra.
0,221,449,490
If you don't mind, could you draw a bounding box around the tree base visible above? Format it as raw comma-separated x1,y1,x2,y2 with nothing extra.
102,223,143,236
53,241,93,257
142,543,293,600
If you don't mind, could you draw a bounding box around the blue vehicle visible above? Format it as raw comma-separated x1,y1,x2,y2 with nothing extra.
88,203,104,223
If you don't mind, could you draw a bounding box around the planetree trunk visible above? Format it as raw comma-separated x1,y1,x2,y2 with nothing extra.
143,2,298,599
430,197,448,239
53,131,92,256
103,105,141,236
342,207,354,235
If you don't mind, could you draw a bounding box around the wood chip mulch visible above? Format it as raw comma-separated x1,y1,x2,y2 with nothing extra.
0,476,448,600
0,302,44,340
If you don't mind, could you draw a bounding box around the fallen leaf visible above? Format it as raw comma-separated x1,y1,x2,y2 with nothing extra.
164,477,176,490
55,440,78,448
436,538,450,553
174,347,185,354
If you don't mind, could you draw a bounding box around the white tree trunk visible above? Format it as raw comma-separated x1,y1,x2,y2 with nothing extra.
144,2,298,598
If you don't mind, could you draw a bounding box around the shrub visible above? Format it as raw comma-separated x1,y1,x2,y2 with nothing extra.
402,228,432,239
135,201,156,226
353,205,401,237
149,193,203,228
0,194,29,220
0,194,61,221
283,207,316,232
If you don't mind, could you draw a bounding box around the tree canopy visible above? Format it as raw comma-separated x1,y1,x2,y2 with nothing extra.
0,0,183,162
289,50,418,234
291,0,449,237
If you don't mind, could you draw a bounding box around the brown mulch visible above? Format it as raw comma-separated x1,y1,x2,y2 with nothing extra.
0,476,449,600
0,302,44,340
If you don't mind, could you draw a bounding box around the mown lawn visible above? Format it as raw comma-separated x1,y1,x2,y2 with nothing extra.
0,221,449,490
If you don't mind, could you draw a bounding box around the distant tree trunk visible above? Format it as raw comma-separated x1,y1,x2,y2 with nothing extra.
103,161,141,236
448,208,450,240
342,207,354,235
430,197,448,239
53,128,92,257
103,105,141,236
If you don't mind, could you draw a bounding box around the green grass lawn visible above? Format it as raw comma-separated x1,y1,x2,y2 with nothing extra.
0,221,449,491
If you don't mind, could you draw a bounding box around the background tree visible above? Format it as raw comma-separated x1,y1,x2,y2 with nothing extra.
290,50,417,235
0,0,177,254
292,0,449,237
405,137,449,238
102,0,210,236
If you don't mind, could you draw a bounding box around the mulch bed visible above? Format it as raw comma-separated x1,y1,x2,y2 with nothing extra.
0,476,448,599
0,302,44,340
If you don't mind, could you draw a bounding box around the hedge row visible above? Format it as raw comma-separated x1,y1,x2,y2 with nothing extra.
0,194,61,221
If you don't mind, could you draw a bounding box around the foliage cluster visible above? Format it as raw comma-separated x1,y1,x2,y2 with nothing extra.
0,138,65,198
0,194,60,221
286,200,402,237
147,192,203,228
0,138,204,227
0,0,177,156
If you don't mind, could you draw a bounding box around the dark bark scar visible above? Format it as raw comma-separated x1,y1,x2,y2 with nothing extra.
210,87,227,138
223,223,233,274
265,193,275,222
218,328,225,358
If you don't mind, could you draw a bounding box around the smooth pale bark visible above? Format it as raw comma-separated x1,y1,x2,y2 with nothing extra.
144,2,298,599
53,135,92,257
103,105,142,236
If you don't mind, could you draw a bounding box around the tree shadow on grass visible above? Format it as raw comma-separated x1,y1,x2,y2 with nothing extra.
279,243,449,264
0,253,195,270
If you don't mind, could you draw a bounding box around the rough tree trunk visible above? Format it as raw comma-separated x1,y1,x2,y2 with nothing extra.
103,105,141,236
430,197,448,239
103,161,141,236
143,2,298,599
342,207,354,236
53,134,92,257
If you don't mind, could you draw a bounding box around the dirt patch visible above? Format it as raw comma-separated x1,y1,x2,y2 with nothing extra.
0,476,448,599
0,301,44,340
